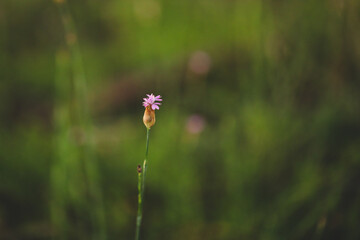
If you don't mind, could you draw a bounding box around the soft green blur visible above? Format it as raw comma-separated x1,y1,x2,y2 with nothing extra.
1,0,360,239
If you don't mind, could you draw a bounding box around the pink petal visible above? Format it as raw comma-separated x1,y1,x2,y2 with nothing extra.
143,94,162,109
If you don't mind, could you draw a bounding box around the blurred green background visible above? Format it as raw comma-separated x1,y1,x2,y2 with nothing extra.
1,0,360,239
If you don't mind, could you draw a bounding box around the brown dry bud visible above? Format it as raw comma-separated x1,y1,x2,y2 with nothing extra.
143,106,156,129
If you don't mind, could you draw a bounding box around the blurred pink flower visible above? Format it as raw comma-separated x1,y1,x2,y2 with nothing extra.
143,93,162,110
188,51,211,75
186,114,205,134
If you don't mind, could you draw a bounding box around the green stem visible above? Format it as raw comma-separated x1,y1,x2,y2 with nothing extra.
135,171,142,240
142,128,150,194
135,128,150,240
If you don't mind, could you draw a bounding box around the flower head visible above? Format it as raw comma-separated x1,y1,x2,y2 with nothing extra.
143,93,162,110
143,93,162,129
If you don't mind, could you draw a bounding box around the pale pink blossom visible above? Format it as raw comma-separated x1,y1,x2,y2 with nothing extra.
188,51,211,75
143,93,162,110
186,114,205,134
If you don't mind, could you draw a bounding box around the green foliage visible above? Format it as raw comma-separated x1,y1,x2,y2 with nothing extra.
0,0,360,239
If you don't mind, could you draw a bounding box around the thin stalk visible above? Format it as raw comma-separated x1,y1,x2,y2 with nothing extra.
135,171,143,240
143,128,150,194
135,128,150,240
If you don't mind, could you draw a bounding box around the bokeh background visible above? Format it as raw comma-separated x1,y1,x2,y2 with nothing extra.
1,0,360,239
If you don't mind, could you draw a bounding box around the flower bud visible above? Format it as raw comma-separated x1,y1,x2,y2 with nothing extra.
143,106,156,129
137,164,142,173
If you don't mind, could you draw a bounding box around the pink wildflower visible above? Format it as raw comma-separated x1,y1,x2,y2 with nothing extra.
143,93,162,129
186,114,205,134
143,93,162,110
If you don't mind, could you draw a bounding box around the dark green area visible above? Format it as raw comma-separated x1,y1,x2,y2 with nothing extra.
0,0,360,239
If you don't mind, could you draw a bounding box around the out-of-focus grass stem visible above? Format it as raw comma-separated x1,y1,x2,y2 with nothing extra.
52,0,106,239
